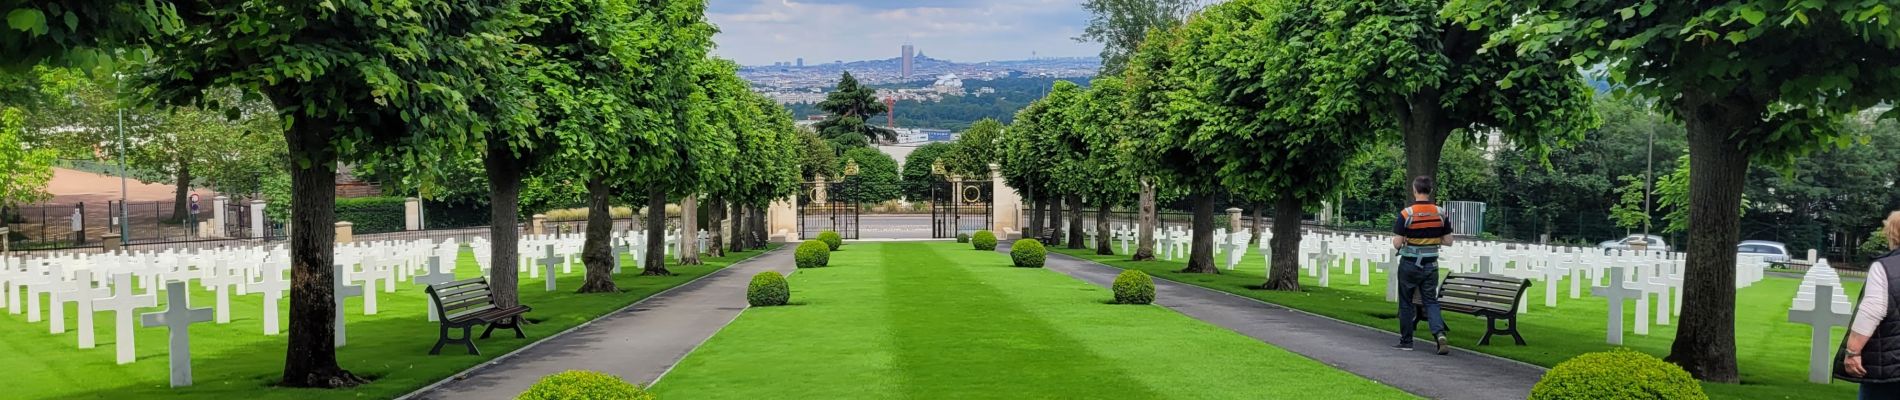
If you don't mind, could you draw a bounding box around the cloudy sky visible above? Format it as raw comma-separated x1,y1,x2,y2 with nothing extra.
708,0,1103,66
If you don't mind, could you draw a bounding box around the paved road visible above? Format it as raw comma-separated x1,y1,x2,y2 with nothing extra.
1033,248,1546,400
403,248,793,400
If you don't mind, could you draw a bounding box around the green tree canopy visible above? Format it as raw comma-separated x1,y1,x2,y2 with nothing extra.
1075,0,1197,75
943,118,1003,177
795,126,838,180
899,142,956,202
836,147,901,204
0,106,54,208
812,71,894,147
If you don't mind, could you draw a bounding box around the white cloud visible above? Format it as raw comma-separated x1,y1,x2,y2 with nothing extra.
708,0,1101,65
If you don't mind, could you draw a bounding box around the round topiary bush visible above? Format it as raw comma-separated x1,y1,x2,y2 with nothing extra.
1011,239,1046,268
747,271,789,307
516,370,654,400
1112,270,1155,304
1528,348,1708,400
795,240,830,268
957,233,971,243
817,230,843,250
972,230,997,251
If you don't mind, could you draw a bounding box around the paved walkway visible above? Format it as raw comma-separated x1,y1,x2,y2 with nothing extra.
404,248,794,400
1037,250,1545,400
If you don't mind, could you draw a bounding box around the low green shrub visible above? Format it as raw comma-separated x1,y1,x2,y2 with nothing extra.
957,233,971,243
1011,239,1046,268
1528,348,1707,400
795,240,831,268
817,230,843,250
972,230,997,250
747,272,790,307
516,370,654,400
1112,270,1155,304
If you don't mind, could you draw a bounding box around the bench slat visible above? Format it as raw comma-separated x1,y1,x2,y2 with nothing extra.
441,296,495,313
1442,278,1521,292
1442,291,1515,308
1441,283,1521,299
439,289,492,306
445,304,498,322
434,283,491,299
431,277,488,291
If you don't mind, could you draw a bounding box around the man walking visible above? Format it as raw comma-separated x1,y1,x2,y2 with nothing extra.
1392,176,1453,355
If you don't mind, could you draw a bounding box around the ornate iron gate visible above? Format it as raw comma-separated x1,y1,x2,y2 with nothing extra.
799,181,860,240
931,180,992,239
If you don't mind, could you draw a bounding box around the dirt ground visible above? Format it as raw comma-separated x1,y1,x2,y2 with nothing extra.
47,167,214,204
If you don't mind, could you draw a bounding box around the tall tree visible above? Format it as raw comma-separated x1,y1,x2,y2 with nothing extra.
944,118,1004,178
0,106,55,212
637,55,736,270
0,0,177,72
140,0,524,387
1075,0,1199,75
899,142,956,202
836,146,902,204
1176,0,1382,290
1072,77,1139,255
1460,0,1900,382
812,71,894,147
795,127,839,180
1122,23,1224,273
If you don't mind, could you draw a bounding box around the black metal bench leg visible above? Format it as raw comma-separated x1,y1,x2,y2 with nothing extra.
462,326,480,355
510,316,526,338
1508,318,1526,346
481,321,498,339
1478,317,1497,346
430,324,451,355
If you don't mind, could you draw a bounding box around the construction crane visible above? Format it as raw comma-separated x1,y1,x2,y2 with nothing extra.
882,96,897,129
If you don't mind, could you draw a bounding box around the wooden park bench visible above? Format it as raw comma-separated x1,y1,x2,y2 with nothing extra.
425,278,532,355
1436,272,1532,346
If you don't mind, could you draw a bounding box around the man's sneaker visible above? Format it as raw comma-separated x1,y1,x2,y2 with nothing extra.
1392,342,1414,351
1434,334,1450,355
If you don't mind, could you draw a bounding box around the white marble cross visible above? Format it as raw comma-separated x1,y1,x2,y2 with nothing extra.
140,280,215,388
611,242,630,274
94,272,156,364
255,262,288,335
1316,241,1334,288
203,259,242,324
65,270,103,348
1789,284,1853,384
1591,267,1641,345
416,255,456,322
45,266,73,334
540,245,562,292
332,264,365,347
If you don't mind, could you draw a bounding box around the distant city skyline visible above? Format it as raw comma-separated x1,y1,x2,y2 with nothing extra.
708,0,1103,66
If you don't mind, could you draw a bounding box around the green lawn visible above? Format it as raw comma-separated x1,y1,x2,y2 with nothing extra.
1052,245,1859,400
652,241,1413,399
1,244,776,399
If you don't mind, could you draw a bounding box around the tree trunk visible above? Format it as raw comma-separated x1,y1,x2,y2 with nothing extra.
679,194,700,265
1066,194,1085,249
1047,193,1063,243
729,202,746,252
750,206,766,249
1027,190,1044,239
279,123,365,388
1094,202,1112,255
1134,178,1157,261
642,189,672,276
1180,194,1219,274
482,145,523,309
707,196,726,258
170,162,191,224
1400,91,1452,188
1249,206,1264,245
577,177,617,293
1663,98,1751,383
1263,196,1304,290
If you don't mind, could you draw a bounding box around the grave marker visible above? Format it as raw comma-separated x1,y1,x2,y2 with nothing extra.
540,245,562,291
140,281,215,388
332,264,364,347
93,273,155,364
1788,284,1853,384
1590,267,1640,345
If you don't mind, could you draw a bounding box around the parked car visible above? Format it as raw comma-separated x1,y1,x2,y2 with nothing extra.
1598,234,1670,253
1737,240,1793,264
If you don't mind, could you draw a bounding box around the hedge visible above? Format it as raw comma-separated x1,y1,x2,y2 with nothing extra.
423,199,492,230
1528,348,1707,400
516,370,654,400
1011,239,1046,268
795,240,831,268
336,196,406,234
957,232,971,243
1112,270,1155,304
747,272,790,307
972,230,997,250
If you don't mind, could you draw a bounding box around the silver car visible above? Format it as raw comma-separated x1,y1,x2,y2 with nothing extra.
1737,240,1793,264
1598,234,1670,253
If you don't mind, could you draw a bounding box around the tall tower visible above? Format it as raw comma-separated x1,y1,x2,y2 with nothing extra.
901,44,915,79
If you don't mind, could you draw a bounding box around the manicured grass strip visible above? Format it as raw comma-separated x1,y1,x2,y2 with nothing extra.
1052,246,1857,400
0,245,775,399
653,242,1413,399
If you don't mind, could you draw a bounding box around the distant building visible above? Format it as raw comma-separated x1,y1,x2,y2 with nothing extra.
901,44,915,79
932,74,963,95
796,58,804,67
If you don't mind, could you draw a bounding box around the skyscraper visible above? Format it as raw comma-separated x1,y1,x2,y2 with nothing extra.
796,57,804,67
901,44,914,79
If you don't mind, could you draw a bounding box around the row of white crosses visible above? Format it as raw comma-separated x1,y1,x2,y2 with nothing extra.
1787,258,1855,384
1,237,461,387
